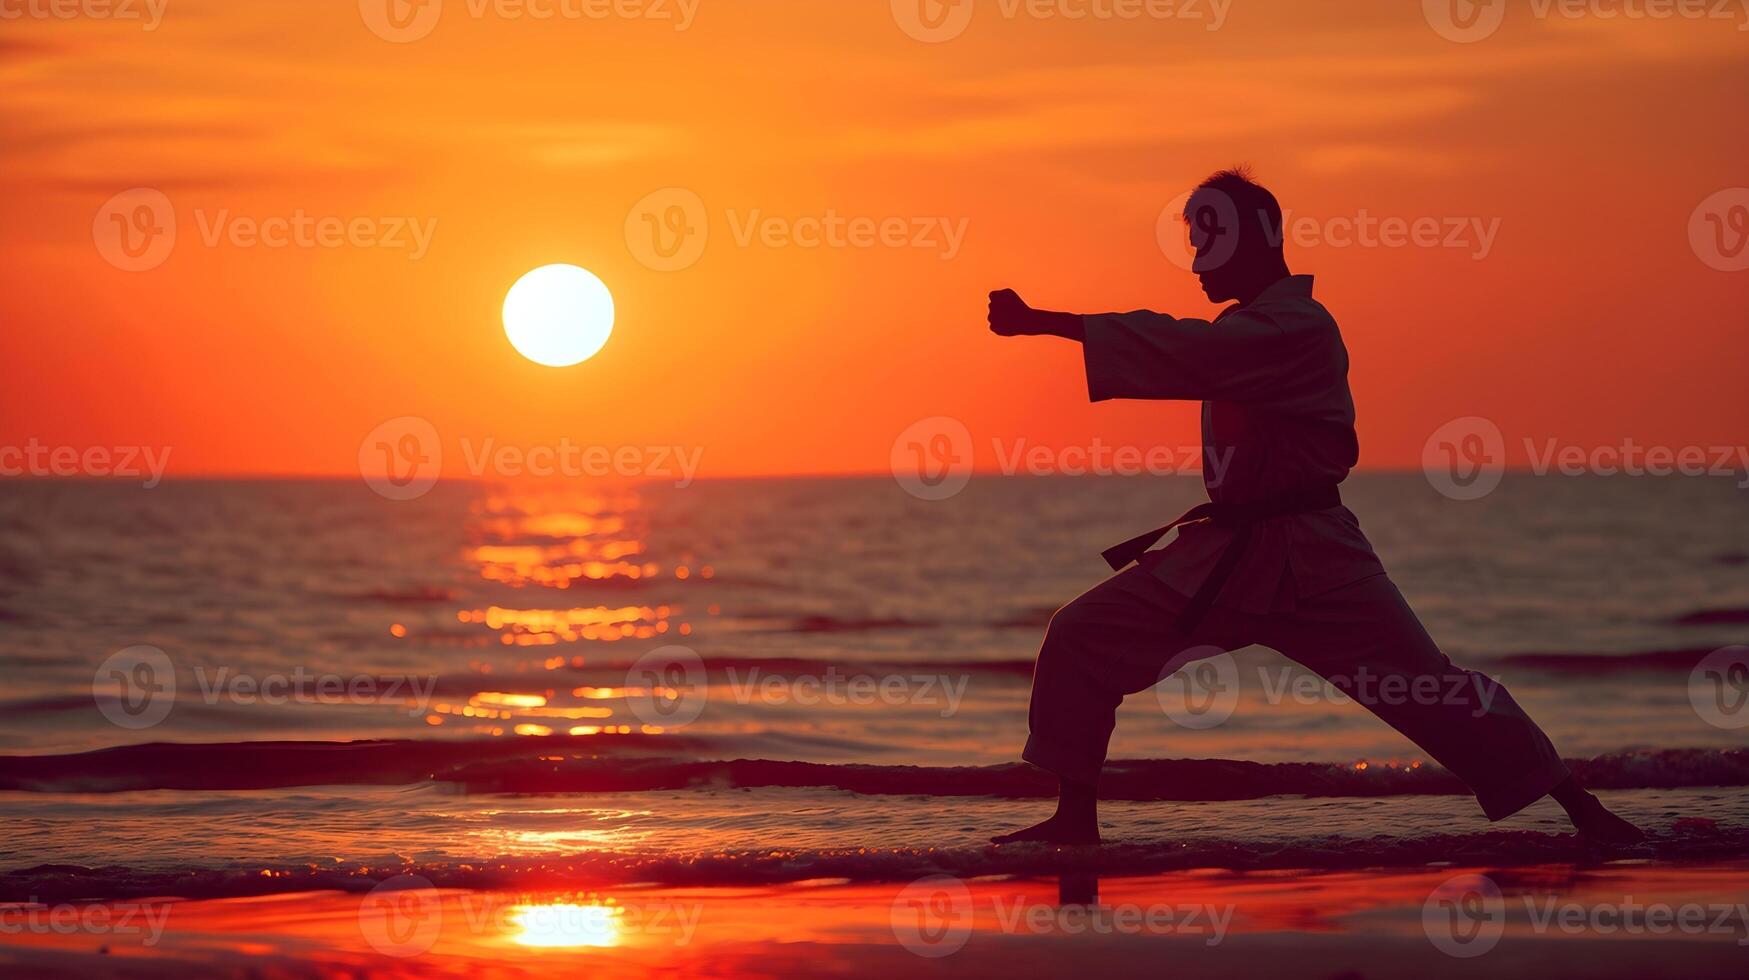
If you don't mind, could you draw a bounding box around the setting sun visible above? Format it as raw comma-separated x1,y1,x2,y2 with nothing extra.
502,264,616,368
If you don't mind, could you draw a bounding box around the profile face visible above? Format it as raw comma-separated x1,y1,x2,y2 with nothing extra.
1186,190,1240,301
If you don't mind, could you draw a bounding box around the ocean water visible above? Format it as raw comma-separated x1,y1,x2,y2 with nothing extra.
0,475,1745,897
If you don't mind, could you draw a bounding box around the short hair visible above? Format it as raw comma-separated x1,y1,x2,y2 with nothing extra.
1183,166,1284,249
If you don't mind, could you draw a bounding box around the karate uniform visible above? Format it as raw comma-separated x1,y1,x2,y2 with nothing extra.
1021,275,1569,821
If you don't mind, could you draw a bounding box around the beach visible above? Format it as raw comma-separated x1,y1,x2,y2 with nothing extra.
0,475,1745,975
4,865,1748,978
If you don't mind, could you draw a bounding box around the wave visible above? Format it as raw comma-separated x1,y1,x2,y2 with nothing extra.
782,615,937,633
7,819,1746,904
1493,647,1722,672
345,586,456,604
1671,607,1749,626
1,741,1741,798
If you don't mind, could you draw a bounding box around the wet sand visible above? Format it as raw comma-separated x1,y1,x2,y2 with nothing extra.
3,863,1746,978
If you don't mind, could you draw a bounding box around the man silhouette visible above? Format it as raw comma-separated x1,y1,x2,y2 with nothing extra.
986,167,1644,846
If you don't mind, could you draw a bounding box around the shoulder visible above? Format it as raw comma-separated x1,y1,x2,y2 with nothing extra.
1241,294,1340,339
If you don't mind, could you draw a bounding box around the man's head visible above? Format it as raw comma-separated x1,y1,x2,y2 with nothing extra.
1182,167,1287,303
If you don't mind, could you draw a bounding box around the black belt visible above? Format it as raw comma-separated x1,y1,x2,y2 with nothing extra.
1101,484,1343,637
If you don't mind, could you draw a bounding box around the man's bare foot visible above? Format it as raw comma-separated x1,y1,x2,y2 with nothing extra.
991,812,1100,845
1551,777,1646,845
1567,792,1648,845
993,775,1101,845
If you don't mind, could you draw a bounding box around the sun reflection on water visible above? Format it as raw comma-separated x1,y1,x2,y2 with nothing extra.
426,487,717,737
508,900,625,948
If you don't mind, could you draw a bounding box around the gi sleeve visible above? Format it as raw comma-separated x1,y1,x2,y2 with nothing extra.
1080,307,1338,407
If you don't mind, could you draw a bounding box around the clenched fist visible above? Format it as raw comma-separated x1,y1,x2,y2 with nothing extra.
987,288,1035,336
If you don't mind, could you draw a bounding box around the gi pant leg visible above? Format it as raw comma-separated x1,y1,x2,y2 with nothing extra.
1020,568,1570,820
1256,573,1570,820
1021,565,1259,787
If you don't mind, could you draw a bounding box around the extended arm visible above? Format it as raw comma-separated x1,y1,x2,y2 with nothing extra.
987,288,1335,405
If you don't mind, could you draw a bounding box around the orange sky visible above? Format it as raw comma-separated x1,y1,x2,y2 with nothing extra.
2,0,1746,479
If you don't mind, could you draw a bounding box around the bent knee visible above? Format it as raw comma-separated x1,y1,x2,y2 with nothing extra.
1041,598,1102,654
1044,599,1092,638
